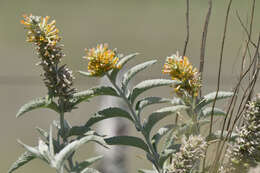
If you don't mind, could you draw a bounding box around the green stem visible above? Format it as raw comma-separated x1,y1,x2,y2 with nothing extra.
59,99,74,171
106,73,162,173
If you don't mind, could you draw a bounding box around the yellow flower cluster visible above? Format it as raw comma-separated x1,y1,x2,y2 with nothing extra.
163,52,201,97
84,44,120,76
21,14,60,46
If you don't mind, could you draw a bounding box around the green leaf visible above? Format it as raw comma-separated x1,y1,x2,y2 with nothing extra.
151,124,177,151
171,97,185,106
158,149,176,167
7,152,36,173
138,170,157,173
208,130,238,142
55,135,108,171
85,107,134,128
144,105,188,137
78,71,92,77
130,79,178,103
17,140,41,158
135,97,172,112
80,168,101,173
117,52,139,69
71,86,119,106
122,60,157,91
161,129,175,151
200,107,226,119
68,126,91,137
71,156,103,172
196,91,233,111
109,53,139,82
105,136,149,153
36,127,59,152
16,96,59,118
198,120,210,127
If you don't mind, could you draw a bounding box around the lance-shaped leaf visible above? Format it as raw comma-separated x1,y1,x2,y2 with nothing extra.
55,135,108,171
16,96,59,118
36,127,59,152
130,79,178,103
171,97,185,106
7,152,35,173
18,140,42,158
122,60,157,91
151,124,177,150
80,168,101,173
85,107,134,128
78,71,92,77
135,97,172,112
105,136,150,153
109,53,139,82
195,91,233,111
138,170,157,173
71,155,103,172
208,130,238,142
67,126,91,137
144,105,188,137
117,53,139,68
158,149,176,167
200,107,226,119
71,86,119,106
161,129,182,153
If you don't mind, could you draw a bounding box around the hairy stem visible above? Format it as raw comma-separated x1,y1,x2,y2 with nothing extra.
106,73,162,172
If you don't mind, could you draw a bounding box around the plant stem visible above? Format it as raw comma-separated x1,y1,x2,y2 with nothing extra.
59,99,74,172
106,73,162,173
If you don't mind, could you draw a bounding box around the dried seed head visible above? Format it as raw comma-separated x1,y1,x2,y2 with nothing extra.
168,135,207,173
220,98,260,173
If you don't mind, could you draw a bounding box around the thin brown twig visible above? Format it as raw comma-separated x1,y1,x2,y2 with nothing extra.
199,0,213,97
210,0,233,172
224,0,257,135
182,0,190,56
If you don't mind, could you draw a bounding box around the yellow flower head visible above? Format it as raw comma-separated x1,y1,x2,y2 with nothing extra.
21,14,60,46
162,52,201,97
84,44,120,76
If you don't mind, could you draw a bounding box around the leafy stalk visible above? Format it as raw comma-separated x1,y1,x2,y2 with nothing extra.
105,73,162,172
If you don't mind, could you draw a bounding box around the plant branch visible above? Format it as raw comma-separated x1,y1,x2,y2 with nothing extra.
105,73,162,172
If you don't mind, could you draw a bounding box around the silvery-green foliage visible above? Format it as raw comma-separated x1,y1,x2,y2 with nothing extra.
17,126,108,172
219,99,260,173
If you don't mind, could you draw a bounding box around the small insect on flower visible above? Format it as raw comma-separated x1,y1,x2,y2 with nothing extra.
162,52,201,97
21,14,60,46
83,43,120,76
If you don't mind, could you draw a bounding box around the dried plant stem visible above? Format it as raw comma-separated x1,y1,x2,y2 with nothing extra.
199,0,212,97
210,0,233,172
182,0,190,56
216,2,258,168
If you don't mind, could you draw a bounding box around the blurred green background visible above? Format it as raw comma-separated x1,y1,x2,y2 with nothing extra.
1,0,259,172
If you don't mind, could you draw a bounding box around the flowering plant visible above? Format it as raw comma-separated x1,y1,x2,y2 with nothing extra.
8,1,260,172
